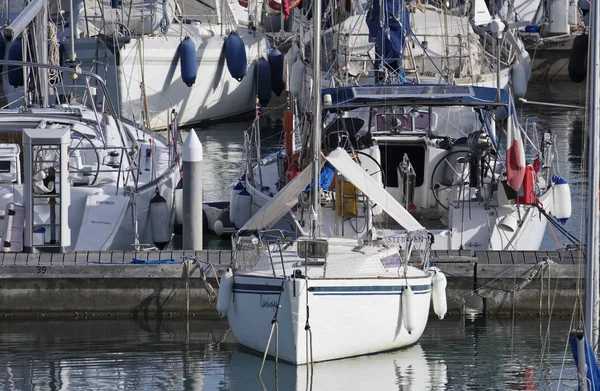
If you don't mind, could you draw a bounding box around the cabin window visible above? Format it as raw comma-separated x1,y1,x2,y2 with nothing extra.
379,142,426,188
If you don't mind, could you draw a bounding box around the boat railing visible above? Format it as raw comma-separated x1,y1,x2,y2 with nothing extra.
0,60,141,188
233,230,431,277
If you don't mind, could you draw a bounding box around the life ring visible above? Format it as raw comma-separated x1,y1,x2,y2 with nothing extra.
266,0,302,14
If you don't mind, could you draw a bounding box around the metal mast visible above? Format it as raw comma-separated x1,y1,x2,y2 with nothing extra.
584,0,600,350
310,0,322,238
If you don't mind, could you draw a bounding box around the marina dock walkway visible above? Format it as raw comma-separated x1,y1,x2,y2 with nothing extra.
0,249,584,318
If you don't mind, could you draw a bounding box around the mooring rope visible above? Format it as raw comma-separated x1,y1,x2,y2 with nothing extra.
258,280,285,379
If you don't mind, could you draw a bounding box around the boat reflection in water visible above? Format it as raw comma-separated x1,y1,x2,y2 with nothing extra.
225,344,447,391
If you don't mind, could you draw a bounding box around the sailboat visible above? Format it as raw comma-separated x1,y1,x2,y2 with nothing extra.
3,0,270,130
0,0,180,252
281,0,533,115
223,0,572,251
215,0,447,365
569,0,600,388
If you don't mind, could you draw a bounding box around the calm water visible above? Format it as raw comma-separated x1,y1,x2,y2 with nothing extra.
0,316,580,390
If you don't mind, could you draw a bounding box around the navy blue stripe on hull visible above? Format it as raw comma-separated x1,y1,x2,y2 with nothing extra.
232,283,431,296
312,291,431,296
233,283,283,295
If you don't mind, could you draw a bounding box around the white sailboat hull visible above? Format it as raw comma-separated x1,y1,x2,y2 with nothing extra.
2,29,269,130
114,31,269,130
67,176,178,250
227,274,432,364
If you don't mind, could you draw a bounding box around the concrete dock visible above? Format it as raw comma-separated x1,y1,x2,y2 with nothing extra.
0,248,585,318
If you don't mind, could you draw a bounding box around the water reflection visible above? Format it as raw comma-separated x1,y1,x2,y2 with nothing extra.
0,317,582,390
225,344,447,391
0,318,233,391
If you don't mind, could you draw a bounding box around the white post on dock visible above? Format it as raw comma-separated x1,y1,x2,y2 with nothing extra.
182,129,203,250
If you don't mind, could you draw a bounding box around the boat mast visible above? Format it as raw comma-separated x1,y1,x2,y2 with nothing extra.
584,0,600,351
310,0,322,238
39,0,48,107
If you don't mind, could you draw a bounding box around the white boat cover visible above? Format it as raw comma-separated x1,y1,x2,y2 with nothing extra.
74,0,175,37
325,148,424,232
241,162,315,231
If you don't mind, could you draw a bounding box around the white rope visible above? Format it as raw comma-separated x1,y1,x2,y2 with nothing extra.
48,22,61,85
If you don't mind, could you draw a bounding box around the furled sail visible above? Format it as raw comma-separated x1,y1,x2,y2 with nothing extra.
241,162,316,231
325,147,424,231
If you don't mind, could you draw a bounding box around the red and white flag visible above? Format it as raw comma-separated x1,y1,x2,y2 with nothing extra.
506,116,526,191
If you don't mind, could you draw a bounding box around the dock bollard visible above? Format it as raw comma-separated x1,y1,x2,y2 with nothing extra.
182,129,203,250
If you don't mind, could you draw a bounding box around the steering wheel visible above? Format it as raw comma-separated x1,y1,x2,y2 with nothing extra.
355,150,386,188
70,130,101,186
429,149,471,211
98,22,132,40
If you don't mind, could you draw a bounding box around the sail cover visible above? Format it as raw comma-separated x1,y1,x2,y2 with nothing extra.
366,0,411,73
325,147,424,232
569,331,600,390
241,162,315,231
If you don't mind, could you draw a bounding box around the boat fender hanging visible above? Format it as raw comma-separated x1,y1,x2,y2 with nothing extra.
283,44,299,86
551,174,572,223
179,37,198,87
284,44,299,67
216,268,234,317
229,181,244,226
517,52,532,82
234,188,253,229
256,57,272,106
268,48,285,96
225,32,248,81
431,268,448,320
150,191,171,250
569,33,588,83
402,284,416,334
511,62,528,99
238,0,248,7
7,39,24,88
290,58,304,97
214,210,231,236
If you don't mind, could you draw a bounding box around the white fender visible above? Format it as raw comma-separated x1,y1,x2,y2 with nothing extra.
216,268,234,317
229,182,244,225
284,44,299,87
149,192,171,249
432,270,448,319
290,58,304,97
234,189,252,229
551,178,572,221
402,284,416,333
214,220,224,236
511,62,528,99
